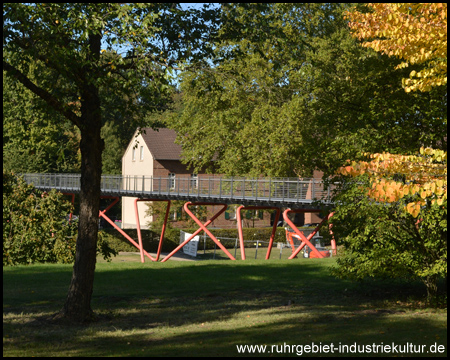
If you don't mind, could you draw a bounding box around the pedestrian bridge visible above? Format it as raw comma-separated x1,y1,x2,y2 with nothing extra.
21,173,335,209
20,173,337,262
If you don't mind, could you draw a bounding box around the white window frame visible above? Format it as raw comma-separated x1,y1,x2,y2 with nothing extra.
169,173,176,189
140,146,144,161
191,173,198,189
132,147,136,161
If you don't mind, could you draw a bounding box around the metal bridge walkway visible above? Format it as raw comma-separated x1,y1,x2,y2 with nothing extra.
21,173,334,208
20,173,337,262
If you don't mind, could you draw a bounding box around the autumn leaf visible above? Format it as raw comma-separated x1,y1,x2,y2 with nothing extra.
346,3,447,92
337,148,447,218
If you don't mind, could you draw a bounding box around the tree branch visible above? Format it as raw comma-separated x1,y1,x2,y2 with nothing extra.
3,60,82,128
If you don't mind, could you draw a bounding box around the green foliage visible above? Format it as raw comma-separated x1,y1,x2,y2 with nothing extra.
329,176,447,302
168,3,446,178
145,200,209,229
98,228,179,254
3,172,117,265
3,70,81,174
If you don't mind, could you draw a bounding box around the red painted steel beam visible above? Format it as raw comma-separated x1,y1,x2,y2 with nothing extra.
236,205,280,260
328,212,337,256
62,192,75,222
99,196,120,216
98,196,156,261
161,202,235,262
134,199,171,263
285,229,307,256
283,209,333,259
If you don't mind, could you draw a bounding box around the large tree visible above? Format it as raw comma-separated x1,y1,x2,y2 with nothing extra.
3,3,220,322
330,3,447,302
168,3,446,178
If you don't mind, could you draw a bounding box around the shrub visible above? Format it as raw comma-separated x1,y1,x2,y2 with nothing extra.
3,171,116,265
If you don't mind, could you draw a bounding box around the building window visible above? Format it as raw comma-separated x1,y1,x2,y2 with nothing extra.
140,146,144,161
191,173,198,189
169,173,176,189
132,147,136,161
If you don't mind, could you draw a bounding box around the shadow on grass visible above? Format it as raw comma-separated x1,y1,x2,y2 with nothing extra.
3,260,447,357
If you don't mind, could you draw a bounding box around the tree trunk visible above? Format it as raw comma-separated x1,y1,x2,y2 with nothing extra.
424,274,439,305
60,84,104,323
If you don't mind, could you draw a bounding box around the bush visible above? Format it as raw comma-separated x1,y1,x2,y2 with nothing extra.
329,177,447,303
98,228,180,253
3,171,116,265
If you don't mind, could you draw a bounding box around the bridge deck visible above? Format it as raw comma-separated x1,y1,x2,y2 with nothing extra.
21,173,334,208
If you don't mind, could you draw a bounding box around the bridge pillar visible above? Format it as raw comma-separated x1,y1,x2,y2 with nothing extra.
283,209,334,259
98,196,156,262
236,206,281,260
134,199,171,262
161,202,235,262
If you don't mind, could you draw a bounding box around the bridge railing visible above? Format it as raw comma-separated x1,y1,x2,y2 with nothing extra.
20,173,335,203
21,173,81,191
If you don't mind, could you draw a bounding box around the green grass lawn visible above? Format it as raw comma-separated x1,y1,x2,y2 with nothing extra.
3,255,447,357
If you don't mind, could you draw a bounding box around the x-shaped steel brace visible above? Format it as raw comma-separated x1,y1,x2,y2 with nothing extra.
134,199,171,262
161,202,236,262
236,205,280,260
99,196,157,262
283,209,333,259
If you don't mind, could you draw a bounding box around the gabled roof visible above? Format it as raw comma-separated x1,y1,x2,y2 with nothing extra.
140,128,182,160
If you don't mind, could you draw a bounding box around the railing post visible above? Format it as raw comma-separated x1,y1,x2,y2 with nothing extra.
231,177,234,200
312,178,315,200
269,178,271,201
209,177,211,199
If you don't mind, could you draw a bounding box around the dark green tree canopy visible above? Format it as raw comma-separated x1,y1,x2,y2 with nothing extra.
167,3,447,178
3,3,220,128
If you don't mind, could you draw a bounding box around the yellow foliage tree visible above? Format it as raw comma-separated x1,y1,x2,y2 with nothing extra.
346,3,447,92
338,148,447,217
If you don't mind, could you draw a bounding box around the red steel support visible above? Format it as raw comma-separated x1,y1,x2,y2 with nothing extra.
134,199,171,263
236,206,280,260
285,229,302,256
328,212,337,256
62,192,75,222
162,202,236,262
98,196,156,262
283,209,334,259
